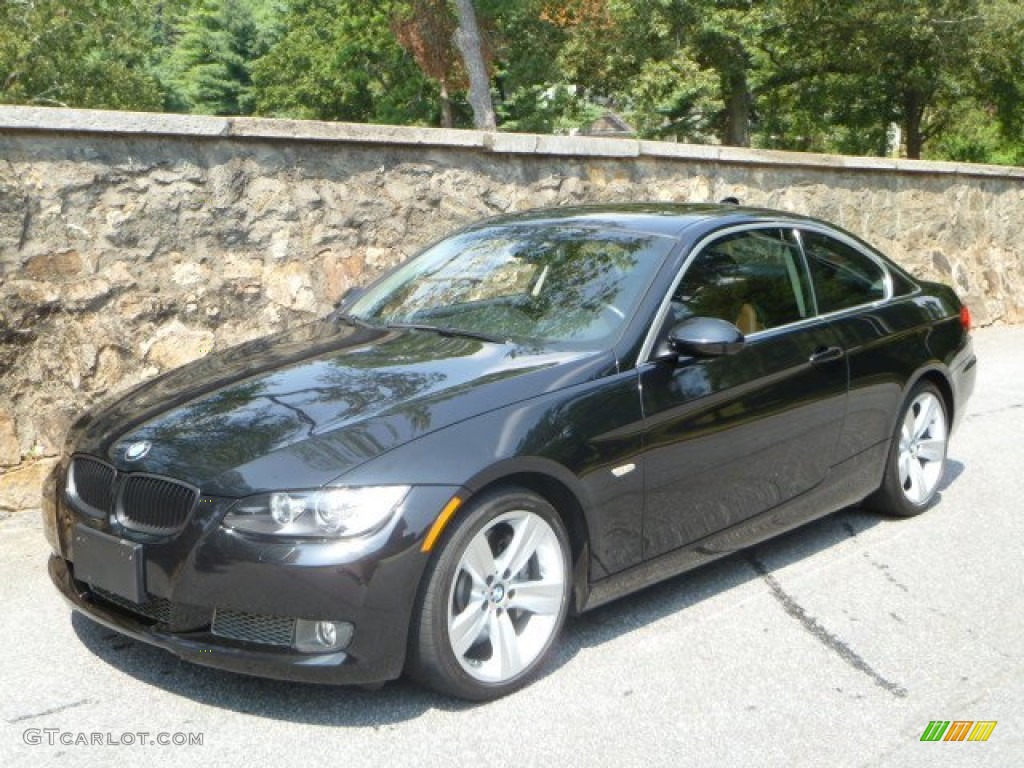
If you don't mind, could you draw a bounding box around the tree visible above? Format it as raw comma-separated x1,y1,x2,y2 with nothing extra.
1,0,1021,164
687,2,770,147
392,0,464,128
453,0,497,130
251,0,435,124
475,0,592,133
160,0,278,115
548,0,771,146
775,0,987,159
0,0,163,110
969,0,1024,153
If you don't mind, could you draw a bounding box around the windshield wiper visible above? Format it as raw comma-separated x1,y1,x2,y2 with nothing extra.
331,311,381,329
386,322,507,344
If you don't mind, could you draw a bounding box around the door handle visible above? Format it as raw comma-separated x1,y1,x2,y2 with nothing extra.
809,345,844,364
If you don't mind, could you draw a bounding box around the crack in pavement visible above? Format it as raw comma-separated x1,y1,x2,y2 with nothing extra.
6,698,92,724
967,402,1024,420
747,554,908,698
864,554,910,593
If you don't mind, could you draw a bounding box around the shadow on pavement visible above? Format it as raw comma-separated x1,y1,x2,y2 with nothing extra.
72,610,467,724
71,457,970,724
937,458,965,492
551,505,883,673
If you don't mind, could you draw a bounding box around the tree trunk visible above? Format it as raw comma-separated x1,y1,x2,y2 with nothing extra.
722,70,750,147
452,0,496,131
439,80,454,128
904,90,925,159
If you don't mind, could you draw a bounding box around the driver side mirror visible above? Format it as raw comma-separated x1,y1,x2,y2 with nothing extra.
659,316,746,360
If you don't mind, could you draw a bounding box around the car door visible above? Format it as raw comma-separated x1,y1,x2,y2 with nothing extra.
796,227,903,464
639,226,848,559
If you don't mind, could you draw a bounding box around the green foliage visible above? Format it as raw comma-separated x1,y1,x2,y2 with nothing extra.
497,83,604,134
770,0,985,157
250,0,435,124
1,0,1023,164
623,53,720,141
157,0,284,115
489,0,573,131
971,0,1024,146
0,0,163,110
927,99,1024,165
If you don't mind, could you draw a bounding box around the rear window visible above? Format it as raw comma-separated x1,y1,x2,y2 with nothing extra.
801,231,887,313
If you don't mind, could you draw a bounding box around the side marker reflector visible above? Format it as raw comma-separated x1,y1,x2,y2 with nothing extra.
421,496,463,552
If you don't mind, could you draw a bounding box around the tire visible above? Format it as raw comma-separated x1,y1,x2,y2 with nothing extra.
408,487,572,701
866,381,949,517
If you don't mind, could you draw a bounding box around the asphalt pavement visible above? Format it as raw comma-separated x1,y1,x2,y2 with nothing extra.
1,324,1021,768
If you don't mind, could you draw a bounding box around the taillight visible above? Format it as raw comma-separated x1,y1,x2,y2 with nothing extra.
960,304,971,333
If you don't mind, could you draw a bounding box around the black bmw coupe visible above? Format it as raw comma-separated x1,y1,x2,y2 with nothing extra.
45,204,976,700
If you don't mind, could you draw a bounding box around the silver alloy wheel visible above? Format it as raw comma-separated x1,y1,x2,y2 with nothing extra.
897,391,948,505
446,509,566,683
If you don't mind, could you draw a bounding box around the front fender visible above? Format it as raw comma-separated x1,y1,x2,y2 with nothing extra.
335,370,647,579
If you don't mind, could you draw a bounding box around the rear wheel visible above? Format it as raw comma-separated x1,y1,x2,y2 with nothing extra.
408,488,571,700
867,381,949,516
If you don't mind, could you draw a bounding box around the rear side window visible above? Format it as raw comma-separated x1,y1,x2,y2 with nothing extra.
801,231,887,313
672,229,813,333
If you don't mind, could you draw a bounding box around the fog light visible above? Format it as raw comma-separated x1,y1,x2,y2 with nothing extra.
293,619,353,653
316,621,337,646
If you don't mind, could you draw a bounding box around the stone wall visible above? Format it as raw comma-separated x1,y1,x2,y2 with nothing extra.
1,106,1021,513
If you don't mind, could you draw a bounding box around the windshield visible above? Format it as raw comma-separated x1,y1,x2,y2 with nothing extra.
347,224,675,345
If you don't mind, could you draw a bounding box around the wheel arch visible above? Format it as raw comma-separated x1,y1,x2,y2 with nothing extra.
905,366,956,427
459,459,592,614
865,363,954,517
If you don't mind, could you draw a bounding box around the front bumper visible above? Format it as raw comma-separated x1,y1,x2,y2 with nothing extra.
45,474,459,685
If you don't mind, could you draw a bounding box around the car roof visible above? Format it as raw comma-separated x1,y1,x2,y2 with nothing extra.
473,203,821,238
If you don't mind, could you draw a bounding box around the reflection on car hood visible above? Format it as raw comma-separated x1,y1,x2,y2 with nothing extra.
70,320,614,495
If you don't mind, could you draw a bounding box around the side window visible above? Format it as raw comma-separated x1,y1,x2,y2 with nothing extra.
671,229,813,334
801,231,887,313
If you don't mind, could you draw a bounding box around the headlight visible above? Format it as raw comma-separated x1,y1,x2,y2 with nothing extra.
223,486,410,538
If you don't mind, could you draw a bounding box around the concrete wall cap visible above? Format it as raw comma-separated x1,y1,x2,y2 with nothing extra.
3,105,1022,178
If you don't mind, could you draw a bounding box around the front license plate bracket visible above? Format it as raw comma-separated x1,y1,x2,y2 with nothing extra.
72,524,145,604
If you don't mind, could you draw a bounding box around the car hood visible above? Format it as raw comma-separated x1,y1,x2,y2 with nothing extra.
70,320,614,496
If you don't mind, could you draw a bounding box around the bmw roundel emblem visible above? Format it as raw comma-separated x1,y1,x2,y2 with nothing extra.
125,440,152,461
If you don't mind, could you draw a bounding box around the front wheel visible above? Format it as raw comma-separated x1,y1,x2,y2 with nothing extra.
867,381,949,517
408,488,571,700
